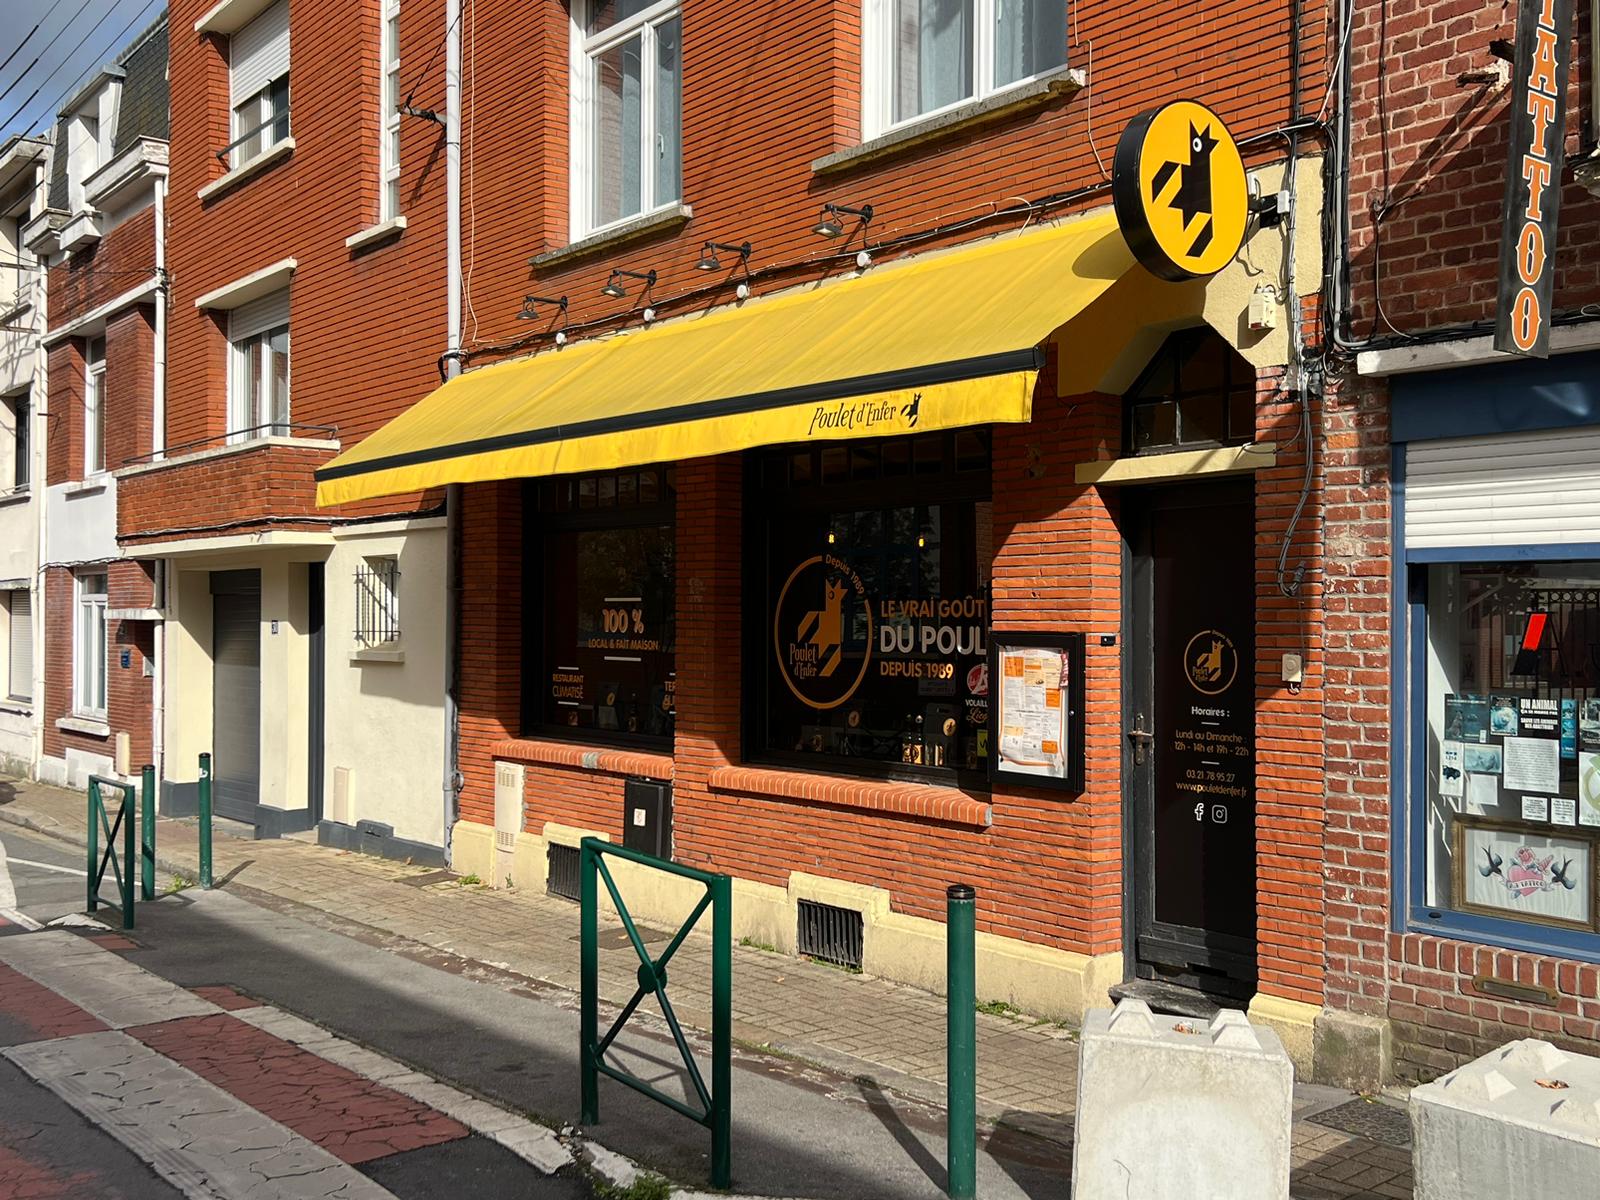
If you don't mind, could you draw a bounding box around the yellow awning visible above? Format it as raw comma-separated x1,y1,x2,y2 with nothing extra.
316,210,1133,506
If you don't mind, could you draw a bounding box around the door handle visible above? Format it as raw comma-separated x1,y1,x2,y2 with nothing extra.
1126,714,1154,765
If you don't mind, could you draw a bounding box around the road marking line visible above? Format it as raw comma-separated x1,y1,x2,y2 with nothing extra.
4,857,87,878
5,1030,400,1200
0,907,43,930
0,932,219,1028
0,837,16,911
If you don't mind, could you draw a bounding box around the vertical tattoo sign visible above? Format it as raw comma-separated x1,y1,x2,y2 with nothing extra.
1494,0,1573,358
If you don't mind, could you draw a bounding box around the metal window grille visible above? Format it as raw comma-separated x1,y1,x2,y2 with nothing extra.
547,843,581,902
797,899,863,970
354,559,400,647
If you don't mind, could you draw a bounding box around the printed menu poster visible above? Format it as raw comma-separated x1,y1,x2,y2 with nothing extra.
1503,736,1560,794
997,647,1068,779
1552,796,1577,825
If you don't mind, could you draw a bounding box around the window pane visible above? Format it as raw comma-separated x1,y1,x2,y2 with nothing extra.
1423,562,1600,929
13,397,28,488
593,34,644,226
993,0,1067,89
541,524,676,737
653,15,681,204
270,75,291,141
269,326,290,433
586,0,656,36
893,0,974,124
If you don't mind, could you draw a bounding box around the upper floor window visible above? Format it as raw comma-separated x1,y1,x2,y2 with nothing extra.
74,571,108,720
84,336,105,476
572,0,682,238
0,215,30,311
227,290,290,441
6,391,29,492
1124,328,1256,457
380,0,402,220
229,0,291,169
863,0,1067,137
66,113,102,212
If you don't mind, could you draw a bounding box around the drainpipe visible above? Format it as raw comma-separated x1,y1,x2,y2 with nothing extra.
442,0,463,862
151,174,166,791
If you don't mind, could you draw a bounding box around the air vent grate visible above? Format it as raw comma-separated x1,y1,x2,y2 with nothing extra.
547,843,581,902
797,899,863,970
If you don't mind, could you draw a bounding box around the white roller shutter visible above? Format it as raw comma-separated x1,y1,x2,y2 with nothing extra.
230,0,290,107
7,589,31,701
1405,427,1600,548
229,288,290,341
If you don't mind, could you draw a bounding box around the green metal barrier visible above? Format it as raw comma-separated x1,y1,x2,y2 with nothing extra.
140,765,156,901
198,752,213,889
580,837,732,1188
946,884,977,1200
87,776,137,929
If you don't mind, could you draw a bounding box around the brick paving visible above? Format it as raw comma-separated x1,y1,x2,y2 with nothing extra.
0,961,108,1044
0,777,1416,1198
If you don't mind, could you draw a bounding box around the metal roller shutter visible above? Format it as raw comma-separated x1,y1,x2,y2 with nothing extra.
7,590,30,701
230,0,290,108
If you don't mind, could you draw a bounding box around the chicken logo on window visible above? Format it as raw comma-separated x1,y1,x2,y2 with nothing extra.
774,555,872,710
1183,629,1238,696
1113,100,1249,282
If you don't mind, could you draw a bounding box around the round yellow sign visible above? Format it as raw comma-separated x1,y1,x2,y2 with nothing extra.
1113,100,1249,282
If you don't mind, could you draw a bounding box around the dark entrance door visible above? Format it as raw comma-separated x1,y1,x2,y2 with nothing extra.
1126,480,1257,1002
211,570,262,814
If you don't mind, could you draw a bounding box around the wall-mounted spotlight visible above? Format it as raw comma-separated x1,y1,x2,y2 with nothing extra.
518,294,568,320
696,240,752,271
812,202,874,239
601,268,657,299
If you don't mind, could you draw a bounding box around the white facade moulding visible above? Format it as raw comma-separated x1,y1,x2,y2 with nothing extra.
58,210,103,253
1074,443,1277,486
1357,324,1600,376
194,0,283,35
0,137,48,197
345,216,407,252
22,208,68,257
115,433,338,480
126,530,333,560
83,138,169,213
193,258,297,312
41,277,161,347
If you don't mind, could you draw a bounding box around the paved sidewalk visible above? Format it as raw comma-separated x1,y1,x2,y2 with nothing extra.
0,775,1414,1198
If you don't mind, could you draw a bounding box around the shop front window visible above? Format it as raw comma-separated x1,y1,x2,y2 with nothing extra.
1419,560,1600,940
524,467,675,744
748,431,992,783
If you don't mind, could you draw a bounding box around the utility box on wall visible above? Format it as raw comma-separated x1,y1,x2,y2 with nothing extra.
623,778,672,862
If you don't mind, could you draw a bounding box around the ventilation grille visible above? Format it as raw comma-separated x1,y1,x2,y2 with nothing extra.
797,900,863,970
546,843,581,902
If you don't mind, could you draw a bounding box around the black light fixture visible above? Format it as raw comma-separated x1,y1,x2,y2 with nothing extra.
812,202,874,239
601,268,657,299
517,294,568,320
696,240,752,271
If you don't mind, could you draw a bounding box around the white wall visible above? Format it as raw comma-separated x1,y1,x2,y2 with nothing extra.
44,478,118,565
259,557,309,812
322,522,447,848
164,565,215,791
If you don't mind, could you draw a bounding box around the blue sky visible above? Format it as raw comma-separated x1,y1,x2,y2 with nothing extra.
0,0,163,142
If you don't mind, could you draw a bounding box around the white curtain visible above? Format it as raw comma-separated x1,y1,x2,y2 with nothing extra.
994,0,1066,89
894,0,973,125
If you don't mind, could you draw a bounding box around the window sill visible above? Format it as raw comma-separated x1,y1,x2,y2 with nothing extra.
812,67,1085,175
345,215,407,253
64,476,109,496
197,138,295,205
0,488,31,508
491,736,674,781
1074,442,1277,486
708,764,992,828
530,203,693,271
57,714,110,738
348,647,404,664
0,702,32,716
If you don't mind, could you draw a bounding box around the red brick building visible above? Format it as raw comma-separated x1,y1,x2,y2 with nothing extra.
1317,0,1600,1084
317,0,1346,1077
27,17,169,789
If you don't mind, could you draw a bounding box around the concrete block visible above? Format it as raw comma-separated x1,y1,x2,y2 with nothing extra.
1072,997,1294,1200
1412,1038,1600,1200
1314,1008,1392,1092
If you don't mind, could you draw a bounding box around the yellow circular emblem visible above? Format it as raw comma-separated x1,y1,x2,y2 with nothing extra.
1113,100,1249,281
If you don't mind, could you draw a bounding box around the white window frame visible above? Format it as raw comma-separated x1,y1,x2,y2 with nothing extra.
380,0,402,220
5,588,32,703
228,0,291,169
861,0,1067,140
568,0,682,241
74,571,108,720
84,335,106,476
227,292,291,443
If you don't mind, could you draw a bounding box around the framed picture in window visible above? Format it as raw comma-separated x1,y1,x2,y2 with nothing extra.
987,632,1086,793
1452,818,1597,932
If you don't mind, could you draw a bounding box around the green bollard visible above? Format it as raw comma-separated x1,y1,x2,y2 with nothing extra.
946,884,976,1200
579,838,599,1124
140,765,156,901
121,783,135,930
198,753,213,890
86,780,99,913
710,872,732,1189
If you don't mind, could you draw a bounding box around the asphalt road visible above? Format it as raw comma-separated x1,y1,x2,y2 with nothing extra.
0,822,103,933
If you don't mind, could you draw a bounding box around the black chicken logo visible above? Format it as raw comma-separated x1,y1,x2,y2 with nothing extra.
1149,121,1219,262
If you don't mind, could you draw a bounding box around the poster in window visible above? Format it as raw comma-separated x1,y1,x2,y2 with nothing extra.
1454,819,1595,931
1445,694,1489,743
988,633,1085,792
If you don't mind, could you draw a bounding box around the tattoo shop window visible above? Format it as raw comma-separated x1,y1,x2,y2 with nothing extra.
1124,328,1256,456
748,430,993,784
1418,560,1600,940
523,466,676,744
